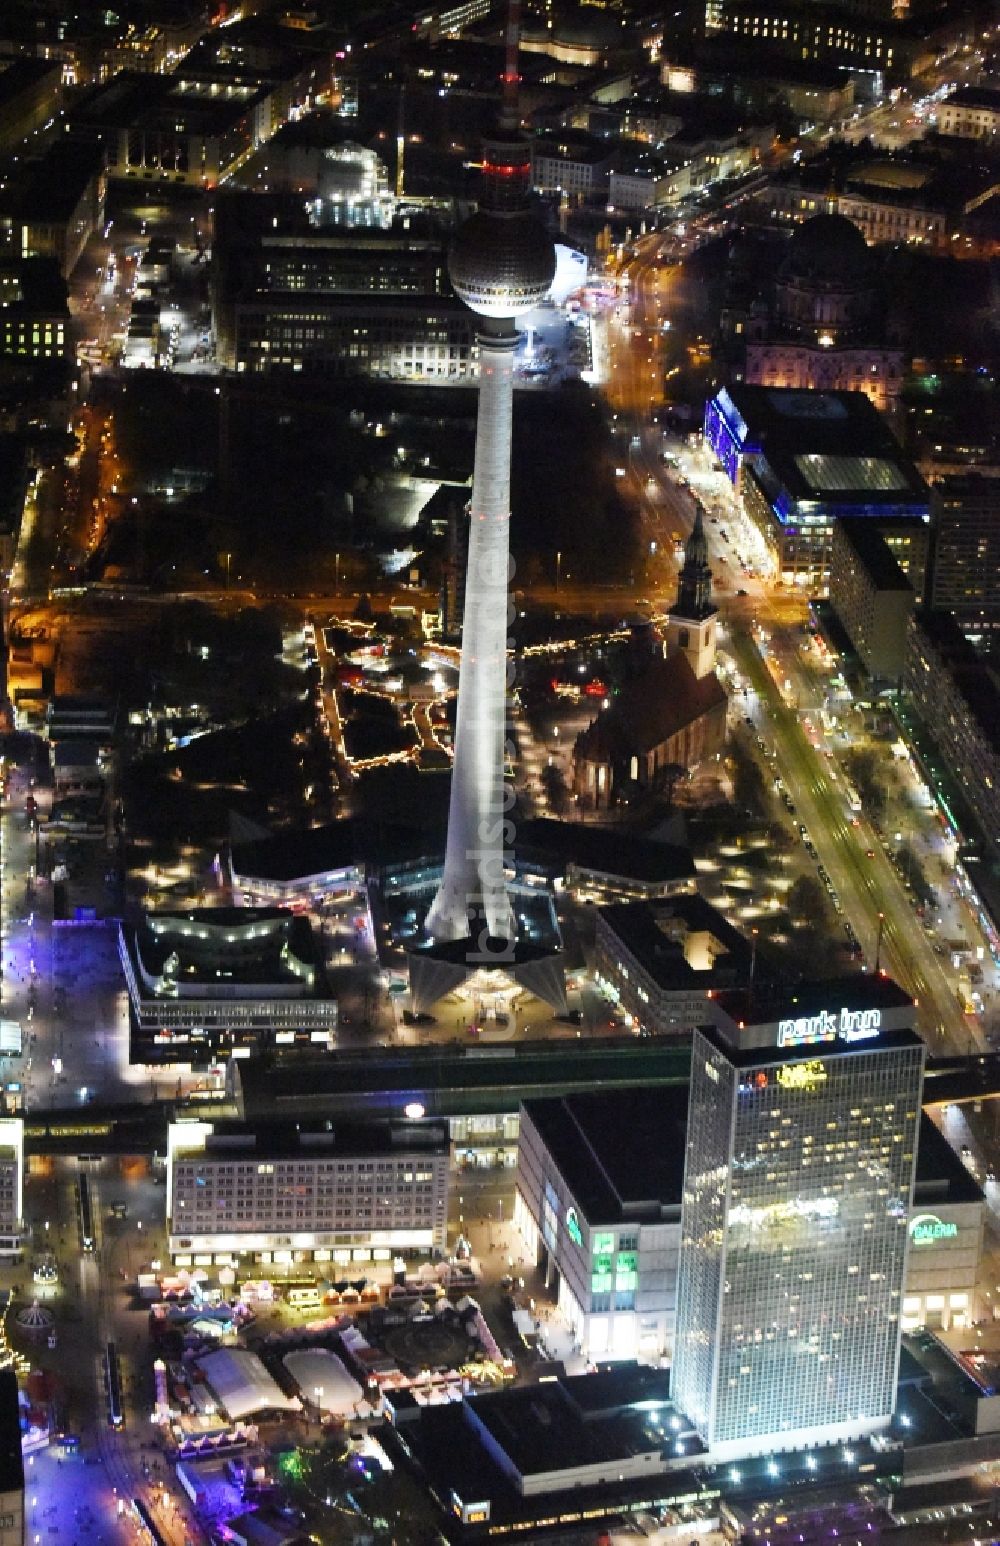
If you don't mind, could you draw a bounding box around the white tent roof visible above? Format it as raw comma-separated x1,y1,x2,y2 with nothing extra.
198,1348,301,1422
282,1349,362,1415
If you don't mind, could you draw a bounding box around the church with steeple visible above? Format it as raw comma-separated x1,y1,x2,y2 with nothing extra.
666,509,718,681
573,517,728,810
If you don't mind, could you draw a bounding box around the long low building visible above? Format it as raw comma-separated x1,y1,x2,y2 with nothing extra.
166,1116,449,1267
593,895,758,1036
119,907,337,1065
704,383,930,587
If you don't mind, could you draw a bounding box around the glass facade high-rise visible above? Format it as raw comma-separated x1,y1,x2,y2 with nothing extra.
672,1022,925,1460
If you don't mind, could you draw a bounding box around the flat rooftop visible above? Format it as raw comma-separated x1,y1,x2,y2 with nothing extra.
712,971,913,1028
913,1113,984,1207
522,1086,689,1223
715,384,929,512
169,1116,449,1163
597,895,757,992
71,71,272,134
516,818,696,887
835,517,913,593
127,907,327,993
468,1370,677,1478
523,1084,950,1222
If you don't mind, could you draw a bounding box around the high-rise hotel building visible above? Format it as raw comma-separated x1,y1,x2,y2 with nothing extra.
671,997,924,1460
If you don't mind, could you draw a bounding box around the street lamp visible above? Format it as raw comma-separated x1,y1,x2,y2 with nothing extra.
875,912,885,974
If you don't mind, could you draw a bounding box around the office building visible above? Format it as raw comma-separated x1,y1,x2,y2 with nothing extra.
0,57,62,153
0,139,105,278
516,1089,687,1364
424,18,555,945
928,474,1000,641
903,607,1000,854
708,2,920,81
211,194,473,379
704,383,929,585
661,42,854,128
385,1362,713,1539
0,258,70,363
166,1117,449,1267
119,907,338,1064
0,1121,23,1261
828,518,915,680
937,86,1000,140
671,989,924,1460
0,1372,23,1546
68,68,300,188
513,995,947,1373
903,1117,983,1333
530,134,615,200
593,895,759,1037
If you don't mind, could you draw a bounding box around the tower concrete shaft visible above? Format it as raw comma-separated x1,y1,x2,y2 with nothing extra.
426,321,517,944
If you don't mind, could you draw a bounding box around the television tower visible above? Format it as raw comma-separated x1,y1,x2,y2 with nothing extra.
425,0,554,945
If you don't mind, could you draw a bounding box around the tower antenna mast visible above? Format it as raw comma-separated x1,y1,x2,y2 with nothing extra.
501,0,520,130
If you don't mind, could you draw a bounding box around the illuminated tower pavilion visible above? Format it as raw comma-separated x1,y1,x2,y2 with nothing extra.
424,5,555,946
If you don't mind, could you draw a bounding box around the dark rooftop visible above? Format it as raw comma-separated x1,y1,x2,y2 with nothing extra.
515,818,696,887
944,85,1000,112
582,653,727,759
170,1116,449,1163
913,606,1000,756
230,816,438,883
711,972,913,1029
467,1373,671,1479
8,140,104,225
0,257,68,316
700,1020,924,1070
522,1086,689,1223
913,1113,984,1207
835,517,914,594
597,895,758,993
0,1367,23,1496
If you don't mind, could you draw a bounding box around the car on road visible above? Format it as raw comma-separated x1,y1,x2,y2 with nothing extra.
866,848,876,859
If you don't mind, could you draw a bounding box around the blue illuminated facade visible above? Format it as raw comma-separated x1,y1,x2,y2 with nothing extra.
702,385,929,583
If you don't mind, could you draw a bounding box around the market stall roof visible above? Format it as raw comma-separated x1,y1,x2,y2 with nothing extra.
197,1348,301,1422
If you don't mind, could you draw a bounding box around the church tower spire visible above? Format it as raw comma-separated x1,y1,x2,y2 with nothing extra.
667,510,718,679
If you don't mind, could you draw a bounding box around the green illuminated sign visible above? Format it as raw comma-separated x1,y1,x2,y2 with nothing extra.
565,1206,584,1248
909,1213,958,1245
615,1250,638,1291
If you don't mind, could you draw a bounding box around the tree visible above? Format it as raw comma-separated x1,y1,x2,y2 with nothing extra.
540,762,570,815
787,873,829,925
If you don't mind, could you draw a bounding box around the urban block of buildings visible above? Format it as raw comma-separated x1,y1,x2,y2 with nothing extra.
166,1117,449,1267
118,907,338,1064
211,193,473,379
705,382,930,585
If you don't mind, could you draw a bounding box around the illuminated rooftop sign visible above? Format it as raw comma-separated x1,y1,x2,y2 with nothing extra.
777,1006,881,1048
909,1213,958,1245
776,1060,828,1091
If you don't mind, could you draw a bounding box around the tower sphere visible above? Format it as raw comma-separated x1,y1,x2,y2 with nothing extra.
448,134,555,318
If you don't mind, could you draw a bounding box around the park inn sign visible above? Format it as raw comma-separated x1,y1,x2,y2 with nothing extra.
777,1005,882,1048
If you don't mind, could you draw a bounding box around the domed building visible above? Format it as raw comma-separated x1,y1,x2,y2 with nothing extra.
521,6,624,67
740,213,905,413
